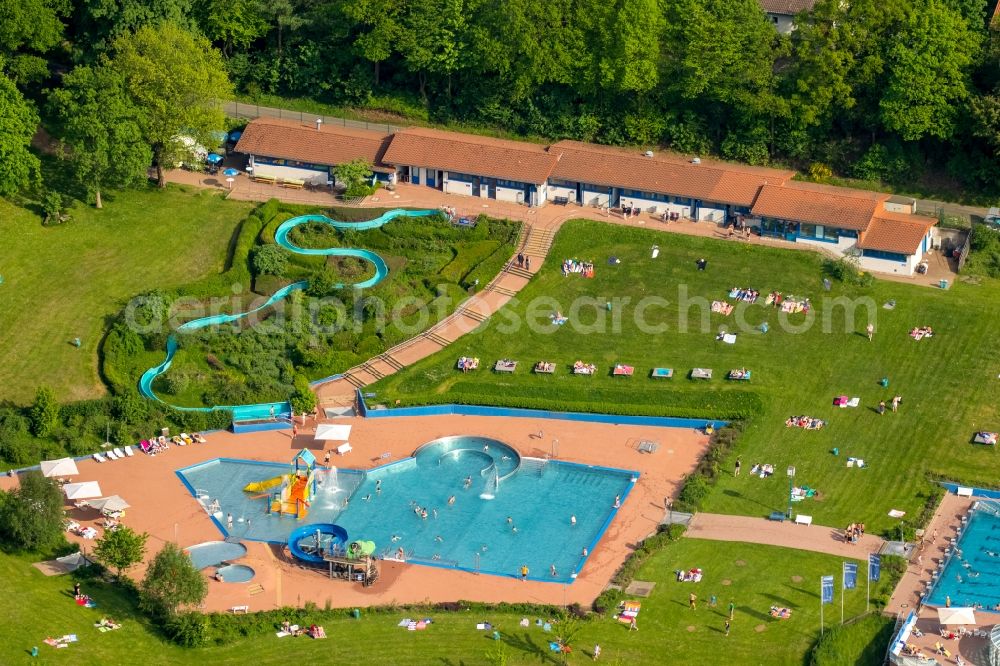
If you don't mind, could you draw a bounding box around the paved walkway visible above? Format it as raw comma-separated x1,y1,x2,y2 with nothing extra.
687,513,885,559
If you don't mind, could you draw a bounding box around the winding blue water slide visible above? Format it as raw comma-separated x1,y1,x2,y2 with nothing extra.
287,523,349,563
138,209,439,417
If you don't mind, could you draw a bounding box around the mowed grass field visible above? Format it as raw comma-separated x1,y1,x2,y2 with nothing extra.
371,220,1000,534
0,188,253,404
1,538,889,665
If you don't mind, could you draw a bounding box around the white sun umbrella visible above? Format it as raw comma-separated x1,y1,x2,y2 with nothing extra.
937,606,976,626
89,495,130,513
40,457,79,478
63,481,103,500
314,424,351,441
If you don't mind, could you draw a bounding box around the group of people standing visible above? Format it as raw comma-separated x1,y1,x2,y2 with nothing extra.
845,522,865,544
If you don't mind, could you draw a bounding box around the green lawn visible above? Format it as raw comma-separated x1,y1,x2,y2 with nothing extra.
370,219,1000,534
1,538,890,665
0,187,253,404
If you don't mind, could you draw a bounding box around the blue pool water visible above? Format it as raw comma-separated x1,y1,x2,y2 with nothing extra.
176,436,638,583
216,564,255,583
926,500,1000,608
186,541,247,570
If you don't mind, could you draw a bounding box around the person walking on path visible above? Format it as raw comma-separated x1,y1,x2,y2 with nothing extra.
729,600,735,620
525,257,531,271
689,593,697,610
734,458,741,477
725,620,731,636
520,564,529,582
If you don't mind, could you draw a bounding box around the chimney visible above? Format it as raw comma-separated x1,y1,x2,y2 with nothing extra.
315,118,323,131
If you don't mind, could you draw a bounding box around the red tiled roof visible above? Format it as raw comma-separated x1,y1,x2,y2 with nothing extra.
549,141,794,207
233,118,395,172
751,182,888,230
382,127,557,184
760,0,815,15
858,212,936,255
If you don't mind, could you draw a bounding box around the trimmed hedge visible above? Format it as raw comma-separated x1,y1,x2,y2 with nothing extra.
674,422,745,513
593,524,687,615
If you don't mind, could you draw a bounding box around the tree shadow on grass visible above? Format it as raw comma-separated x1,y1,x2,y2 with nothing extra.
721,488,779,513
497,630,562,664
737,605,771,621
760,592,797,607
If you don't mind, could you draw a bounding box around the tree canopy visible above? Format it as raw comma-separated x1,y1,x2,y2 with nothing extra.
0,72,41,197
0,471,65,551
139,542,207,617
94,526,148,578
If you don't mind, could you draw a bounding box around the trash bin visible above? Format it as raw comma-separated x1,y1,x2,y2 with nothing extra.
939,279,948,289
351,608,360,619
832,447,839,456
880,377,889,388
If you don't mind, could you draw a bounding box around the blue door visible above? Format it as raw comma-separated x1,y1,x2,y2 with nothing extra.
412,167,420,185
426,170,435,188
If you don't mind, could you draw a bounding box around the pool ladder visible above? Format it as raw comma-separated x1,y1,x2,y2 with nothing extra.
520,457,548,477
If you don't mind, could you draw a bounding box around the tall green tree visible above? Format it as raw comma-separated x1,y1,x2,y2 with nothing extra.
109,23,232,187
94,526,148,579
0,472,65,551
73,0,193,60
29,386,60,437
880,0,981,140
48,64,152,208
401,0,473,101
195,0,268,57
0,71,41,197
0,0,68,83
139,542,207,617
339,0,403,86
598,0,663,94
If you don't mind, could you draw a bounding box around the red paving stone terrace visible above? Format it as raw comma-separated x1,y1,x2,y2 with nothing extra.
2,416,709,612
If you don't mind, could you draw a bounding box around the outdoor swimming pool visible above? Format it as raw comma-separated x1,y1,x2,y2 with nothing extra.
176,436,638,583
926,500,1000,608
186,541,247,570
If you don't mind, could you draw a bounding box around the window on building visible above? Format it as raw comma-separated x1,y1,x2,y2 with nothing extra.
862,249,906,262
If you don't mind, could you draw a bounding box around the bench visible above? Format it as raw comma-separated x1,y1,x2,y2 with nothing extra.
279,179,304,189
251,175,276,184
336,442,353,456
794,514,813,526
230,605,249,614
553,196,570,206
768,511,786,522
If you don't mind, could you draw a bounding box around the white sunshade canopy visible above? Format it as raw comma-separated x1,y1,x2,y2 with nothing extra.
63,481,102,500
89,495,130,513
40,457,79,477
937,606,977,625
314,424,352,441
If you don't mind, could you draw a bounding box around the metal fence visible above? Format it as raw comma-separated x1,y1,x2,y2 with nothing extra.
225,101,406,135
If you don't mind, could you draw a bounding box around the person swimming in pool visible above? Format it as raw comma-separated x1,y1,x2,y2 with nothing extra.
464,476,472,489
506,516,513,525
362,494,372,501
435,535,443,542
448,495,456,506
391,535,401,542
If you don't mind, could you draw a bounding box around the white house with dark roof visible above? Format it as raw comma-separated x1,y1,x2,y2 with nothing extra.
760,0,816,32
381,127,558,206
233,117,395,186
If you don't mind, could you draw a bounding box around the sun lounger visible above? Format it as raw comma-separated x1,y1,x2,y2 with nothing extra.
105,450,119,460
637,440,659,454
572,362,596,375
769,606,792,619
112,448,125,458
613,364,634,376
690,368,712,380
192,433,207,443
230,605,249,614
974,432,998,445
336,442,352,455
494,360,517,373
721,333,737,344
534,361,555,374
123,446,134,456
727,369,751,381
456,356,480,372
92,453,107,463
651,367,673,378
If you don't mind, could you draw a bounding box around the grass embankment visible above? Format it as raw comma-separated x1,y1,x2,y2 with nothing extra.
370,219,1000,533
1,537,895,665
0,187,253,404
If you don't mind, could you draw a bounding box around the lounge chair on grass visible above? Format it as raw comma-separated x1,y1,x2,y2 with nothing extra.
974,432,998,445
651,367,673,378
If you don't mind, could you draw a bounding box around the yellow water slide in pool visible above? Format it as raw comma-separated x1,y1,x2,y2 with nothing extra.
243,475,285,493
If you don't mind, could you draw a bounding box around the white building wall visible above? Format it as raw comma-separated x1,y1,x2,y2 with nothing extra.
767,13,795,34
697,205,726,223
443,174,473,197
795,234,858,257
859,253,918,276
582,188,611,207
548,184,577,202
620,195,692,219
496,186,525,203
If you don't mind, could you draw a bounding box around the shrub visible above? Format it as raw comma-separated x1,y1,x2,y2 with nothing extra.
822,257,874,288
252,244,289,277
140,542,207,618
289,374,316,415
592,524,686,614
165,612,209,647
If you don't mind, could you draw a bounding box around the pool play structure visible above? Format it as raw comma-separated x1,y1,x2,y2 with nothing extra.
243,448,318,519
176,435,638,583
138,208,439,419
926,500,1000,608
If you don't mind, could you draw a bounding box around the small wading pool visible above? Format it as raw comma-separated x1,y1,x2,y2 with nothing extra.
186,541,247,570
215,564,255,583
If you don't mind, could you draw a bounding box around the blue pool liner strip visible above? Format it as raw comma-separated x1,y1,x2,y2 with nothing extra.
939,482,1000,499
358,391,724,430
